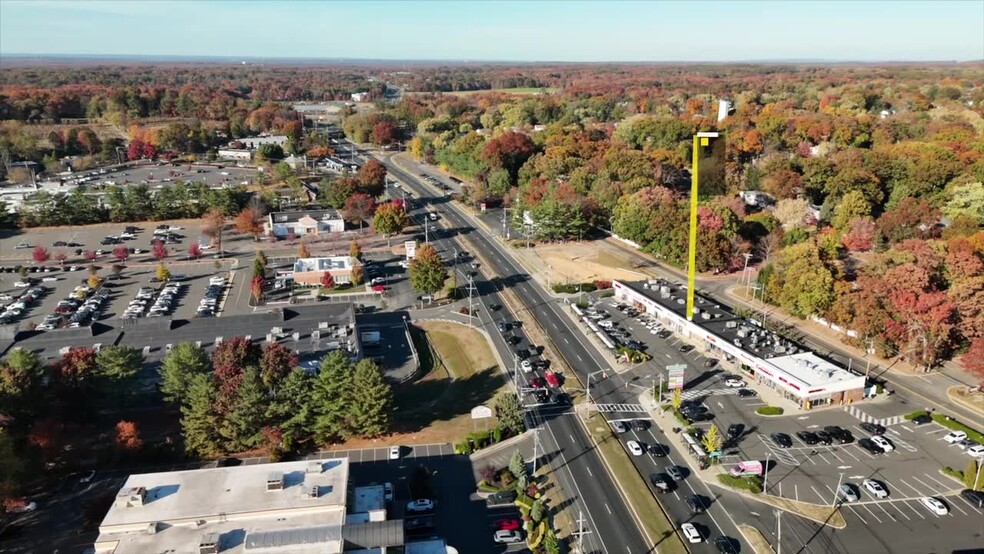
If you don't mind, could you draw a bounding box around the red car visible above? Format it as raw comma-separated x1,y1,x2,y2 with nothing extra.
495,518,521,531
544,371,561,387
530,377,545,389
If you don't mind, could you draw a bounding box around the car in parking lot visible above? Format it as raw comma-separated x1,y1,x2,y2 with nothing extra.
724,377,746,388
681,522,702,543
863,479,889,498
488,489,517,504
389,446,401,459
838,483,859,502
960,488,984,508
824,425,854,444
796,431,820,445
968,444,984,458
919,496,949,515
770,433,792,448
626,440,644,456
860,422,886,435
911,413,932,425
857,438,882,455
814,430,833,445
727,424,744,440
956,439,980,451
679,344,694,353
495,518,521,531
871,435,894,452
649,473,673,493
493,529,523,544
736,388,756,397
944,430,968,444
406,499,434,513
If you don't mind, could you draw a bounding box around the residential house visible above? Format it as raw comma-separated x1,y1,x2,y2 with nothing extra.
266,209,345,239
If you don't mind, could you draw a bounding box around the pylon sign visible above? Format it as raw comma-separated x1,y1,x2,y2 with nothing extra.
667,364,686,390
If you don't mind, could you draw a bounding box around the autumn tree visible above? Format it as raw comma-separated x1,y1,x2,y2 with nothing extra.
408,243,448,298
201,208,226,252
112,244,129,262
234,207,264,241
115,420,143,452
842,218,877,252
356,159,387,197
371,120,398,146
349,240,362,260
320,271,335,290
54,250,68,266
259,343,298,388
483,131,537,185
350,264,364,286
152,241,168,260
343,193,376,230
962,338,984,387
372,202,408,245
297,241,310,258
250,275,265,304
188,242,202,259
31,245,50,265
831,190,870,233
155,263,171,282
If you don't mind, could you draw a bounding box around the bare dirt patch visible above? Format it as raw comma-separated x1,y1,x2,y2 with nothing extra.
529,242,648,284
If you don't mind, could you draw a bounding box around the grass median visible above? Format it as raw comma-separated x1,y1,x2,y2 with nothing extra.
739,524,775,554
581,410,688,554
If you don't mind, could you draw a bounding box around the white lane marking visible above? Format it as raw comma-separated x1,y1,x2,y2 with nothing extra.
861,503,883,523
888,501,911,520
605,503,612,515
586,466,594,477
846,505,867,524
810,486,827,504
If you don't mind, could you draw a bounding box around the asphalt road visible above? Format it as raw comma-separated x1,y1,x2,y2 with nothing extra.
381,151,654,554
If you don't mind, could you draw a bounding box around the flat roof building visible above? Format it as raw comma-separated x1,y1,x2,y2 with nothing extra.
612,279,866,408
266,208,345,238
92,459,388,554
291,256,358,287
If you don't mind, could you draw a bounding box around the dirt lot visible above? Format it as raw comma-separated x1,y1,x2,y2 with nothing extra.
529,241,650,284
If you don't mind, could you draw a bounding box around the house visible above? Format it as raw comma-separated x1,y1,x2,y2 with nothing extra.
216,148,253,162
238,135,289,149
291,256,358,286
324,157,360,172
266,209,345,239
351,92,370,103
739,190,773,208
282,154,306,170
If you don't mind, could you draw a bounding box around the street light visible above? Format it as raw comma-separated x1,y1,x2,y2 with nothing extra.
587,369,607,404
763,452,771,493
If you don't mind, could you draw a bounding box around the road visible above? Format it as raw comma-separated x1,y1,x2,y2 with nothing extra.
380,150,660,553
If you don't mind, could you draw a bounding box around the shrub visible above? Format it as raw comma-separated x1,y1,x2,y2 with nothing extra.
941,466,964,483
756,406,784,416
717,474,764,494
673,409,690,426
551,282,597,294
479,464,497,484
477,481,501,493
875,383,884,394
601,290,615,298
592,279,613,290
932,413,984,444
453,441,472,455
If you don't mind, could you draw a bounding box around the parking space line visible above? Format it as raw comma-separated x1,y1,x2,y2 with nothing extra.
887,501,911,521
873,502,894,521
947,496,968,516
861,503,883,523
910,475,940,494
838,447,860,462
846,505,867,524
896,478,926,496
900,499,925,519
955,495,984,515
811,486,828,504
921,473,952,491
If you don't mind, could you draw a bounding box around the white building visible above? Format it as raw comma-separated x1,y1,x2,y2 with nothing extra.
266,209,345,239
238,135,289,149
217,148,253,162
717,99,734,122
92,459,407,554
611,279,866,408
351,92,370,103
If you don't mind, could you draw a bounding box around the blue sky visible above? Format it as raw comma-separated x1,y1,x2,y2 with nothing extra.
1,0,981,62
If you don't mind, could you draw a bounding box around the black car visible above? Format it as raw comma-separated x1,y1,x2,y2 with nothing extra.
814,430,833,445
679,344,694,353
489,303,501,311
858,438,882,455
736,388,756,398
727,424,744,440
686,494,708,514
960,488,984,508
631,420,648,432
505,335,521,345
686,411,715,423
514,348,529,359
771,433,793,448
53,240,67,247
911,414,932,425
703,359,717,368
860,422,886,435
648,473,672,493
532,359,550,371
488,489,518,504
714,536,740,554
497,321,511,333
796,431,820,445
657,330,672,339
626,341,647,350
824,426,854,444
647,443,668,457
404,516,436,533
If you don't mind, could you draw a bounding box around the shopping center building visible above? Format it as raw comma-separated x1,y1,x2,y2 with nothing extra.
612,279,867,409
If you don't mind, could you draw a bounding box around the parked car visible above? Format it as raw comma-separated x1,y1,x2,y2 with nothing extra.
838,484,859,503
495,518,521,531
824,426,854,444
406,499,434,513
493,529,523,544
911,413,932,425
960,488,984,508
814,430,833,445
860,422,886,435
727,424,744,440
736,388,756,398
943,431,968,444
770,433,793,448
14,241,31,249
871,435,895,452
520,359,533,373
919,496,949,515
626,440,644,456
714,536,740,554
679,344,694,353
488,489,517,504
724,378,746,388
863,479,889,499
796,431,820,445
967,444,984,458
858,438,882,455
389,446,401,460
681,523,702,543
544,371,561,387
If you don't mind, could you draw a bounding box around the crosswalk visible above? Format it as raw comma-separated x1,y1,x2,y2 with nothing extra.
680,388,741,401
595,403,647,413
843,405,905,426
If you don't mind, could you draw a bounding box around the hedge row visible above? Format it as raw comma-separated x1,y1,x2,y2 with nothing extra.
931,413,984,444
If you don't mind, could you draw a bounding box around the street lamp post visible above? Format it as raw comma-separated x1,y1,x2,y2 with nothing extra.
831,472,844,509
742,253,753,297
587,369,606,405
763,452,771,493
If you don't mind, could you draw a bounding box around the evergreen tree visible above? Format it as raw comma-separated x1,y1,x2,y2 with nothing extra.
159,343,211,405
310,351,354,444
96,345,144,408
509,449,527,481
180,373,220,456
222,367,268,450
495,392,525,436
266,368,315,447
347,359,393,438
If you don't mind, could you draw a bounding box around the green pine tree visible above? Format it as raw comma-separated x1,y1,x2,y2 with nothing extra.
347,359,394,438
311,351,355,444
222,367,268,451
96,345,145,409
159,343,212,405
180,373,220,456
495,393,525,436
266,368,315,446
509,449,527,482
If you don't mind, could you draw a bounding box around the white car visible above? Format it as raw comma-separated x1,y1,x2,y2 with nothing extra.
944,431,968,444
919,496,948,515
406,499,434,512
862,479,889,499
871,435,894,452
681,522,702,543
626,440,644,456
0,294,11,301
520,359,533,373
967,444,984,458
383,482,393,502
493,529,523,544
725,378,746,388
389,446,400,460
13,281,31,288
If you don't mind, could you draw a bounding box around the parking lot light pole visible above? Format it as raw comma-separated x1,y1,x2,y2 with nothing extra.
832,472,844,509
763,452,771,493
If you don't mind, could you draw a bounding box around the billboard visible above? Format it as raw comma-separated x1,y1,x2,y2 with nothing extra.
667,364,686,390
405,240,417,259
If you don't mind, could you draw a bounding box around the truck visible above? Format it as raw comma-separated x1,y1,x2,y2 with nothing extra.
729,460,763,477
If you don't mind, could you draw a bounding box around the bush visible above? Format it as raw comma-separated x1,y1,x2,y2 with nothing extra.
672,409,690,426
875,383,884,394
453,441,472,455
478,481,502,493
756,406,784,416
905,409,930,420
551,282,597,294
601,290,615,298
932,413,984,444
592,280,613,290
717,474,764,494
941,466,964,483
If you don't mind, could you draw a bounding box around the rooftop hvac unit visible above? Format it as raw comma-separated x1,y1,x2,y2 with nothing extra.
661,292,670,299
660,286,670,294
146,522,159,535
266,472,284,491
642,283,649,289
676,298,685,305
701,312,711,320
736,330,746,338
199,532,220,554
115,486,147,508
648,280,660,286
304,486,320,499
725,321,738,328
693,308,701,314
733,339,742,346
306,462,323,474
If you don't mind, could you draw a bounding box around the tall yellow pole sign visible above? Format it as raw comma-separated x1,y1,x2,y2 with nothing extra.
687,132,720,321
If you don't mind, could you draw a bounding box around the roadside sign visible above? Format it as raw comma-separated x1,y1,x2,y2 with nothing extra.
667,364,686,390
471,405,493,419
480,202,487,213
405,240,417,259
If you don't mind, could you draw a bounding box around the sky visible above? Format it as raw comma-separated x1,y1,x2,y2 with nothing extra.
1,0,982,63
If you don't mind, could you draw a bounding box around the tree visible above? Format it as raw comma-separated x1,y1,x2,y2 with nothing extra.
320,271,335,290
221,367,267,450
311,351,355,443
494,392,524,436
482,131,536,184
180,373,219,456
943,182,984,225
112,244,129,262
408,243,448,297
159,343,211,404
32,245,50,265
371,120,398,146
201,208,225,252
347,359,393,438
509,449,528,482
702,424,723,454
97,345,144,408
842,218,876,252
349,240,362,260
266,368,314,447
297,241,310,259
343,192,376,229
962,338,984,387
671,388,683,410
883,264,958,371
234,207,264,241
255,143,285,164
356,159,387,197
831,190,871,233
155,263,171,282
372,202,409,244
350,264,364,286
965,459,982,491
83,249,97,263
152,241,168,260
530,499,545,522
115,420,143,452
259,343,298,388
54,250,68,266
188,242,202,259
250,275,265,304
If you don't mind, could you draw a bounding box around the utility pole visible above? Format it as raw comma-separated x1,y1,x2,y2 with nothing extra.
531,427,541,474
776,509,782,554
832,472,844,509
763,452,771,493
570,511,591,554
657,374,663,403
742,252,753,297
466,274,476,322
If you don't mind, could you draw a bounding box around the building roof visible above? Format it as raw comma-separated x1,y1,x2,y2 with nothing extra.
766,352,863,389
95,459,349,554
342,520,405,549
294,256,352,273
352,485,385,514
270,209,343,224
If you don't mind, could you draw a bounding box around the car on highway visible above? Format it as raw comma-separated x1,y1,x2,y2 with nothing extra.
530,377,545,389
611,421,628,433
406,499,434,513
838,484,859,502
944,430,968,444
724,378,746,388
919,496,949,515
631,419,648,432
626,440,644,456
665,465,684,481
686,494,708,514
648,443,668,457
796,431,820,445
493,529,523,543
714,536,740,554
863,479,889,499
497,320,511,333
871,435,894,452
858,438,883,455
544,371,561,387
860,422,886,435
520,359,533,373
770,433,793,448
681,523,702,543
649,473,672,493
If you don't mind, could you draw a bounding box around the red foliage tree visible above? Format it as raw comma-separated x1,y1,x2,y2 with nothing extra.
112,244,129,261
126,139,146,161
320,271,335,290
32,245,50,264
371,120,397,146
188,242,202,259
342,192,377,227
152,242,168,260
307,145,335,158
250,275,264,303
83,250,97,262
115,420,143,452
211,337,261,412
962,338,984,387
54,250,68,265
841,218,876,252
234,207,265,241
28,418,62,462
259,343,299,387
52,347,98,388
482,131,536,180
356,159,387,197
